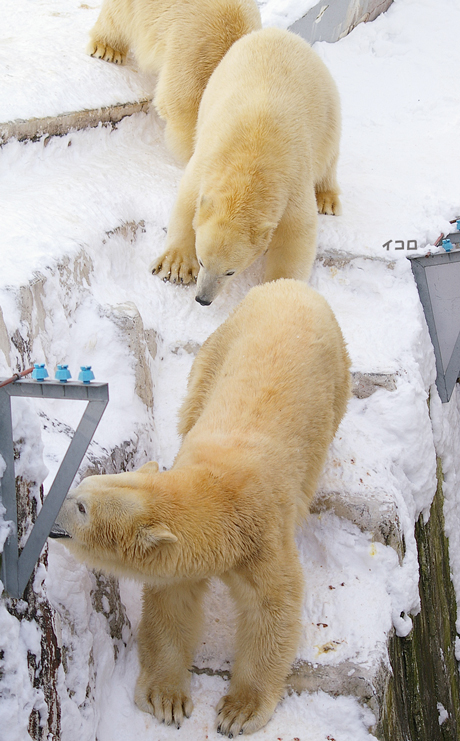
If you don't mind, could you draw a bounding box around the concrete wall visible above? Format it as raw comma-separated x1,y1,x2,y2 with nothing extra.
290,0,393,43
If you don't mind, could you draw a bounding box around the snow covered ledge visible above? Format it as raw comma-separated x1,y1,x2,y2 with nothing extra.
0,1,394,146
1,216,459,739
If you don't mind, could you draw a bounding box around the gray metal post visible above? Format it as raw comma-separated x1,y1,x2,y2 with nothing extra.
0,390,19,595
0,379,109,598
409,249,460,403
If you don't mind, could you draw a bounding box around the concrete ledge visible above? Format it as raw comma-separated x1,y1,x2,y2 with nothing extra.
351,371,397,399
288,658,387,723
290,0,393,44
0,99,150,145
312,489,403,556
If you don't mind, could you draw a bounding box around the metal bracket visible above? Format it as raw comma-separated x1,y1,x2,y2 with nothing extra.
408,249,460,403
0,378,109,598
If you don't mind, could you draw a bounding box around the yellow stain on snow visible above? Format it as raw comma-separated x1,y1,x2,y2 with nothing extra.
316,641,340,656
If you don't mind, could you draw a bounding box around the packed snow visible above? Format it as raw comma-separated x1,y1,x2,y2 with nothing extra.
1,0,460,739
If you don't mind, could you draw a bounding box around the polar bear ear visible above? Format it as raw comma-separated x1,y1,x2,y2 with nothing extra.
198,194,213,216
258,221,277,239
137,461,160,475
138,525,178,548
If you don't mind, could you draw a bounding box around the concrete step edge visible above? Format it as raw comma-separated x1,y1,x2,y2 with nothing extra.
0,99,150,146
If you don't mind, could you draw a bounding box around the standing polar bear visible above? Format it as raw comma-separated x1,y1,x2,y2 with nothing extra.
151,28,342,304
86,0,261,161
53,280,350,737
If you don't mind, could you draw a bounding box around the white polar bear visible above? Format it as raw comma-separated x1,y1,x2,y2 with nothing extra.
86,0,261,162
54,280,350,736
150,27,342,303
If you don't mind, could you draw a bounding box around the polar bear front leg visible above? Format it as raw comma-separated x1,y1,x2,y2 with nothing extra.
218,556,303,736
135,580,208,728
86,0,128,64
150,167,199,284
264,194,318,284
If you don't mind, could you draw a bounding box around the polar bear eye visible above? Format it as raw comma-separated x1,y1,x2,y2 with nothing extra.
225,270,235,276
78,502,87,515
198,259,204,268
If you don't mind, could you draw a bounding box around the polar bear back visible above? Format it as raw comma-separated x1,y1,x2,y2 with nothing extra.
195,27,341,184
177,279,350,518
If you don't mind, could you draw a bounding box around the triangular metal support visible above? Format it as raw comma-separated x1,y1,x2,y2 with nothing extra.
409,249,460,403
0,378,109,598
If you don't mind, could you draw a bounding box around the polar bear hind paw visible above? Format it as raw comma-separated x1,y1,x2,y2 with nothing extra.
134,682,193,728
316,190,342,216
86,39,126,65
216,693,275,737
150,249,199,284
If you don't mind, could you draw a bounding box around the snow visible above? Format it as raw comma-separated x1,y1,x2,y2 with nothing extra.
0,601,40,741
1,0,460,739
0,0,317,122
437,702,449,726
1,0,155,122
260,0,319,28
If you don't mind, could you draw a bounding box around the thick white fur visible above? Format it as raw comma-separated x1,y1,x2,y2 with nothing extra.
56,280,350,736
151,28,342,302
87,0,261,161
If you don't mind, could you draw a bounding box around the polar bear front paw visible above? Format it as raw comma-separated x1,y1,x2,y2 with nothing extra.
216,692,275,737
150,249,199,285
316,190,342,216
134,679,193,728
86,39,126,65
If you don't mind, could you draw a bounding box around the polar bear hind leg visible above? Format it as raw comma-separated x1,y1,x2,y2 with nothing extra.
315,153,342,216
154,63,199,163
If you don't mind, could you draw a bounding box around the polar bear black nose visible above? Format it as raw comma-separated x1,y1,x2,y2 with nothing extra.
195,295,212,306
49,524,71,539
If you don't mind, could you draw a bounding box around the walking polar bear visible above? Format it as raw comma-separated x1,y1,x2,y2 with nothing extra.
151,28,342,304
53,280,350,737
87,0,261,161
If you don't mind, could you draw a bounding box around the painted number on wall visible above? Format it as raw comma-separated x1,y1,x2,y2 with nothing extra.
382,240,418,251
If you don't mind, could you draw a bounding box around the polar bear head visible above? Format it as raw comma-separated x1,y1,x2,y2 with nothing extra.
52,462,178,580
193,194,276,305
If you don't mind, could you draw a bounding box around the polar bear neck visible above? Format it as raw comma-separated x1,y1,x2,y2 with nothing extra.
199,115,291,223
137,460,289,581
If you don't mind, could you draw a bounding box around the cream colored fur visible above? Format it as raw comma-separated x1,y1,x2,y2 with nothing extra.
87,0,261,161
151,28,342,302
56,280,350,736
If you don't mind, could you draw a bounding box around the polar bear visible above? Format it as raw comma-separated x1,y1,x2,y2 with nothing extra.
86,0,261,162
150,27,342,304
53,280,350,736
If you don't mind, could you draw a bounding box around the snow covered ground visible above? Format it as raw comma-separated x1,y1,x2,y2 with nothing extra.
1,0,460,739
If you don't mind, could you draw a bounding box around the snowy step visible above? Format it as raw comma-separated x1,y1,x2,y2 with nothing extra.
1,0,156,145
0,193,406,738
0,108,409,560
1,0,394,146
1,117,406,739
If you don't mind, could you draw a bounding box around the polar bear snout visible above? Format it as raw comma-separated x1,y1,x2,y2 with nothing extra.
195,270,220,305
49,522,72,539
195,294,213,306
195,265,230,305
